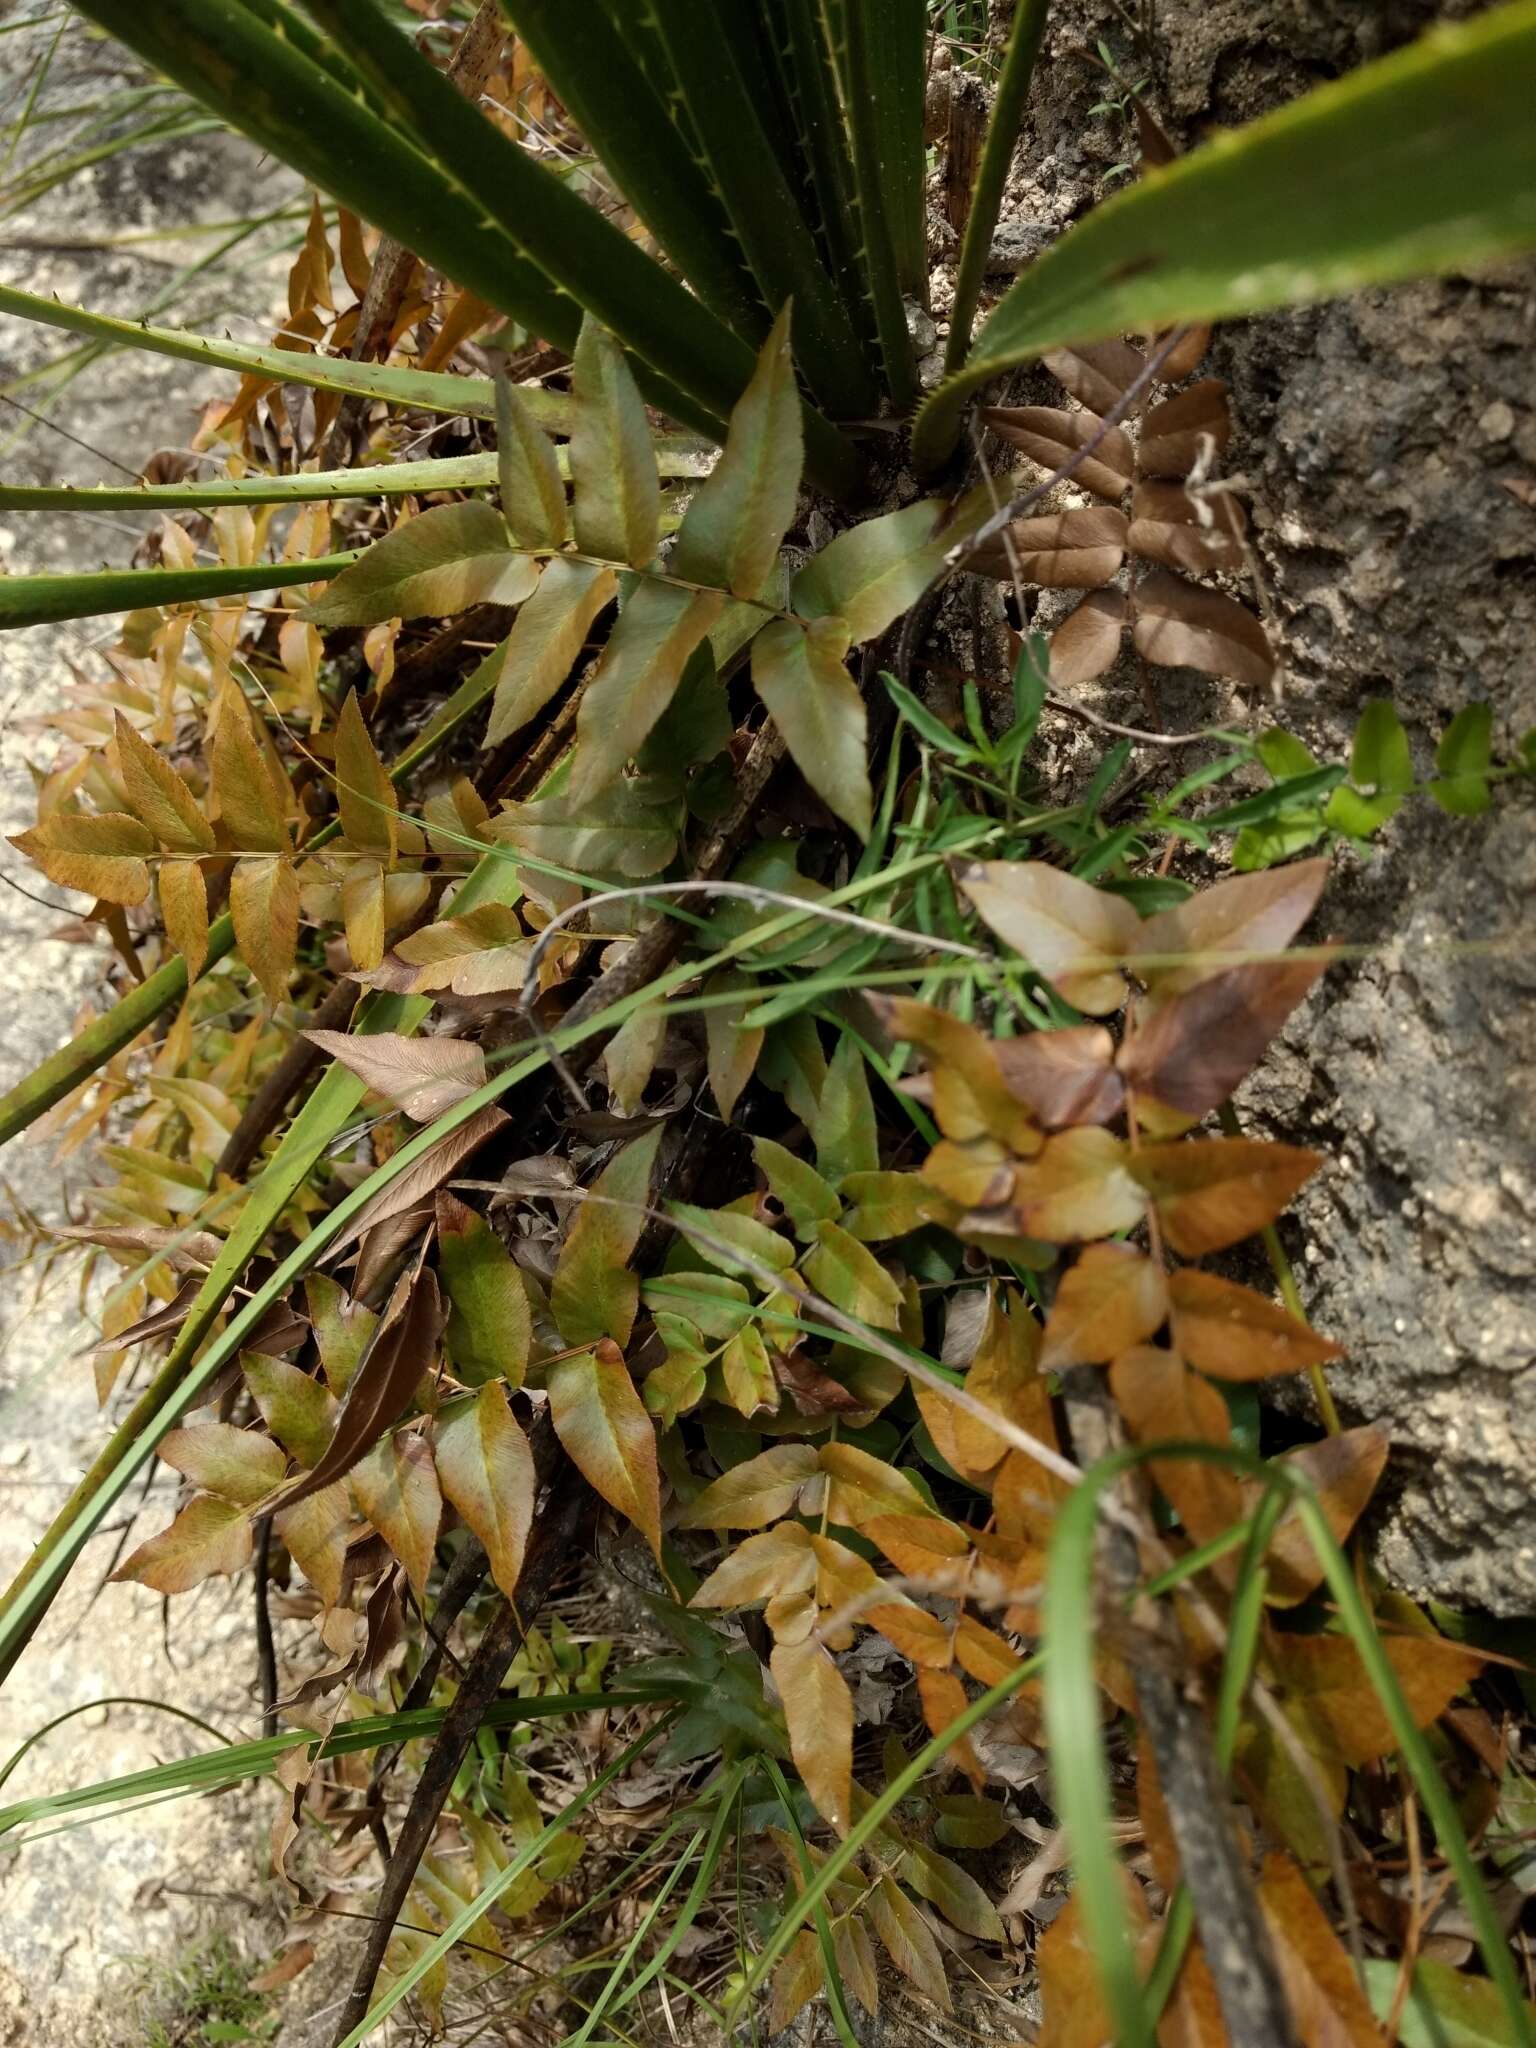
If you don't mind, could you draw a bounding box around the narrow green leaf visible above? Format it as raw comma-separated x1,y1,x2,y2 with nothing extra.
304,502,539,629
0,553,357,632
752,615,872,838
914,2,1536,467
671,306,804,601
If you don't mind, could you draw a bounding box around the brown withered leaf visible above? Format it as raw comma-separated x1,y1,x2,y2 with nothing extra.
969,506,1128,587
51,1220,222,1274
1168,1269,1343,1382
869,993,1041,1153
277,1267,446,1511
991,1024,1123,1128
1132,1137,1323,1257
915,1666,984,1792
1132,858,1329,998
772,1636,854,1831
1151,324,1212,381
1042,339,1149,416
1036,1883,1152,2048
350,1429,441,1599
1118,956,1330,1124
769,1931,824,2035
1109,1345,1243,1545
324,1104,510,1266
81,1274,199,1355
1040,1244,1169,1370
1132,568,1275,690
863,1513,972,1586
1128,478,1247,574
1255,1427,1390,1606
773,1345,864,1416
1048,589,1128,686
303,1030,487,1123
1271,1628,1484,1771
952,859,1138,1016
111,1493,253,1595
676,1443,822,1530
983,405,1135,500
1137,379,1232,479
919,1286,1047,1475
976,1126,1146,1244
866,1602,954,1670
1259,1851,1384,2046
833,1916,880,2018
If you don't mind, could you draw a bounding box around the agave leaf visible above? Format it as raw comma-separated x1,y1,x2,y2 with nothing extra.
0,552,357,632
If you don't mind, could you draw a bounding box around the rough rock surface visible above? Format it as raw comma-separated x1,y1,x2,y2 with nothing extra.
974,0,1536,1612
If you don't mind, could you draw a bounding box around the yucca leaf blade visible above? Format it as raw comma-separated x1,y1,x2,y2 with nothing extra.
916,0,1536,466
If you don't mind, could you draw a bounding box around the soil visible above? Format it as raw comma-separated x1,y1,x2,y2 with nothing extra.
954,0,1536,1617
0,3,1532,2039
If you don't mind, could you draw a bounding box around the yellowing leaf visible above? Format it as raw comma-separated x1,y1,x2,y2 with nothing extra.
802,1221,903,1331
672,303,802,600
704,967,764,1122
1270,1631,1483,1772
676,1443,822,1529
866,1602,953,1669
339,858,386,972
434,1383,535,1600
436,1192,530,1390
158,859,210,982
864,1513,972,1584
334,689,397,859
569,318,660,569
307,1274,377,1399
111,1493,252,1595
495,370,568,550
602,1005,666,1118
820,1441,932,1528
242,1354,337,1468
751,614,870,838
1109,1345,1242,1546
211,700,291,853
1169,1269,1342,1381
274,1483,350,1606
113,713,214,852
483,557,617,747
351,1429,442,1599
754,1136,840,1239
721,1322,777,1417
158,1421,286,1507
839,1168,955,1242
953,859,1139,1014
691,1521,816,1608
984,1126,1145,1243
1040,1243,1169,1370
667,1201,795,1280
548,1340,662,1564
551,1125,663,1348
918,1286,1049,1476
868,1875,952,2007
567,581,723,804
1131,1138,1324,1256
1259,1427,1389,1607
306,501,540,627
771,1635,853,1832
230,855,299,1007
10,811,152,906
386,901,529,999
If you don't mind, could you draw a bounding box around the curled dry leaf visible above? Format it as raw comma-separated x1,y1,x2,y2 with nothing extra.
279,1267,446,1511
1129,478,1247,574
918,1286,1046,1476
1136,378,1232,479
1040,1244,1170,1370
953,859,1138,1016
1132,568,1275,691
982,405,1135,500
1048,588,1128,686
969,506,1128,587
1131,1137,1323,1256
303,1030,487,1123
771,1635,854,1832
1168,1269,1342,1381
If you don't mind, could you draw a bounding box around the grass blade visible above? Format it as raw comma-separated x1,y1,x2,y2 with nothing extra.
915,0,1536,465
